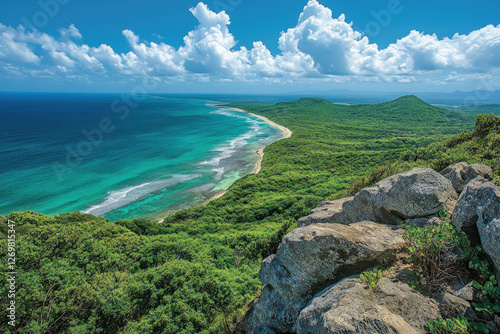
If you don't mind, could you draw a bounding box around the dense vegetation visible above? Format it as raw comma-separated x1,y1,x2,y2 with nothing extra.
1,96,499,333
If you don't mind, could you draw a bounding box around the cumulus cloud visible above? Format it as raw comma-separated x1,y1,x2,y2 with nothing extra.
279,1,367,75
0,24,40,64
59,24,82,40
0,0,499,87
280,0,500,76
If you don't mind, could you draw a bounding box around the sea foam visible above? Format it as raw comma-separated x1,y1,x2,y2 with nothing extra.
201,108,265,171
83,174,201,216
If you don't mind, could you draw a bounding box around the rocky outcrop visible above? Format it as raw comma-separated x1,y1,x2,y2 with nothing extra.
296,277,440,334
452,177,500,230
477,201,500,280
246,163,499,334
297,197,353,227
245,284,295,334
440,162,494,193
248,222,405,333
450,175,500,277
343,168,457,225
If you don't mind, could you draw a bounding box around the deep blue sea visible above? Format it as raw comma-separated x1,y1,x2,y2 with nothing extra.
0,93,281,221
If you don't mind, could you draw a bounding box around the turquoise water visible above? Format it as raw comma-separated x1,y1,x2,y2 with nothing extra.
0,93,281,221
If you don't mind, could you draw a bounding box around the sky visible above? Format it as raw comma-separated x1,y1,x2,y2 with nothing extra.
0,0,499,94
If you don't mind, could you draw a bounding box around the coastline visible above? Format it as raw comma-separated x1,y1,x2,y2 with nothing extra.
226,107,293,141
201,106,292,203
158,105,292,221
224,107,292,175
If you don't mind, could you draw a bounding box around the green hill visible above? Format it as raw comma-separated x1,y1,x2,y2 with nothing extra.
1,98,498,333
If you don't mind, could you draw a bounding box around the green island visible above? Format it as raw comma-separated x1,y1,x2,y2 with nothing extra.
1,96,500,333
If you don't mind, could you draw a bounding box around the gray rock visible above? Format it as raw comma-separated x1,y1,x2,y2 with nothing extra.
244,285,291,334
406,217,443,228
443,245,466,262
453,282,474,301
440,162,494,193
452,177,500,230
296,277,440,334
251,221,405,333
477,200,500,281
297,197,353,227
343,168,457,225
436,292,477,319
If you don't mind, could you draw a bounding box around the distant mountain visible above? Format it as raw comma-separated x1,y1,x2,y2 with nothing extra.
287,89,500,106
257,95,473,129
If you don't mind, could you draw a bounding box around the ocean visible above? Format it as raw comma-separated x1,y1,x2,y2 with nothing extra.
0,93,282,221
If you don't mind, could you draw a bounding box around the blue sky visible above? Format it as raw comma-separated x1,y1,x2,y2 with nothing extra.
0,0,499,93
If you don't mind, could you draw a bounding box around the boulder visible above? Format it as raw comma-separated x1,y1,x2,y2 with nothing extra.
297,197,353,227
343,168,457,225
452,177,500,230
435,292,476,319
250,221,405,332
296,277,440,334
477,200,500,280
440,162,494,193
244,285,292,334
453,282,474,301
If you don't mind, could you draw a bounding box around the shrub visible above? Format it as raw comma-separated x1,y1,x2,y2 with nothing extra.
425,316,488,334
404,222,467,291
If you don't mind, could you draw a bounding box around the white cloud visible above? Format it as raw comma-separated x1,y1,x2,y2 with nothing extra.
279,1,367,75
59,24,82,40
0,24,40,64
123,29,183,76
0,1,499,89
178,3,248,76
277,0,500,77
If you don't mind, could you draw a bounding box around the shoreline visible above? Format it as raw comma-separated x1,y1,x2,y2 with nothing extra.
158,105,292,220
203,190,228,205
200,106,292,204
226,107,293,141
224,106,292,175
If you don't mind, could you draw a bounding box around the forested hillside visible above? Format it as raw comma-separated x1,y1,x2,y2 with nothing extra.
2,96,499,333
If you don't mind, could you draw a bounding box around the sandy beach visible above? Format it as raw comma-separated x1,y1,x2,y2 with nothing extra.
225,107,292,175
159,106,292,217
227,107,293,140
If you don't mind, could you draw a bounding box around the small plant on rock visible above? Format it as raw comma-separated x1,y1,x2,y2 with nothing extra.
408,270,426,292
472,278,500,316
359,268,383,290
405,218,500,333
436,209,450,218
